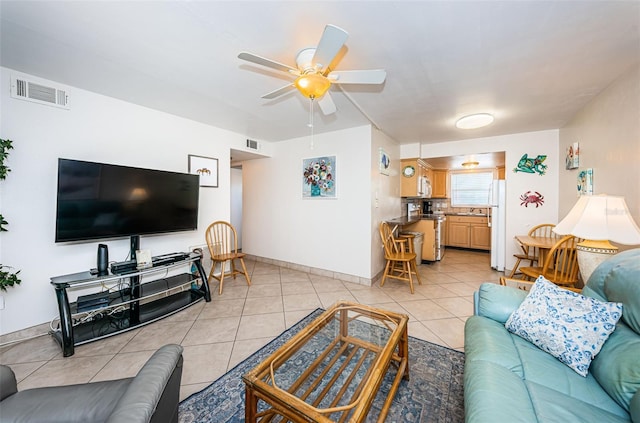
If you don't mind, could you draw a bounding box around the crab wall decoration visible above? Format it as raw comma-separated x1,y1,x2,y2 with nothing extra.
513,154,547,175
520,191,544,207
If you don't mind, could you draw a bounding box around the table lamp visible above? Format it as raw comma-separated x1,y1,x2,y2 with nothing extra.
553,194,640,283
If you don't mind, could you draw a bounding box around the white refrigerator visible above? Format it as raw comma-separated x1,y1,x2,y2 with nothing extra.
489,180,506,271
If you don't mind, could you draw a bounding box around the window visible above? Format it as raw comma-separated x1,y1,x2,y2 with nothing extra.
450,171,494,207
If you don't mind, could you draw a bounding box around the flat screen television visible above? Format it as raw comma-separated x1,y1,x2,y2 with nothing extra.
55,158,199,243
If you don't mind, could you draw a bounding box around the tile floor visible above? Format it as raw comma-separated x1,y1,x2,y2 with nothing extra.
0,248,501,401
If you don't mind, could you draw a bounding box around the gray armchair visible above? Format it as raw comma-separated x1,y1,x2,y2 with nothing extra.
0,344,183,423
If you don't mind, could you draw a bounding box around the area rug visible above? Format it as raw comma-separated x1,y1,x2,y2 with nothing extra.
179,308,465,423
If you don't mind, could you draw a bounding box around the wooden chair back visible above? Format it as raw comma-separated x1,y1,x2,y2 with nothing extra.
205,221,251,295
206,221,239,258
539,235,581,287
528,223,558,239
509,223,558,278
379,221,397,257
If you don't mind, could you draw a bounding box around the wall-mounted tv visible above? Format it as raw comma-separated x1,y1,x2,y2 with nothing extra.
55,158,199,242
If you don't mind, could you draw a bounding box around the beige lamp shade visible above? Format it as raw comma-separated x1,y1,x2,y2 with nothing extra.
553,195,640,244
554,194,640,282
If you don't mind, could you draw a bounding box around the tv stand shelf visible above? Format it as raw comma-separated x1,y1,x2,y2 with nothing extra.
50,251,211,357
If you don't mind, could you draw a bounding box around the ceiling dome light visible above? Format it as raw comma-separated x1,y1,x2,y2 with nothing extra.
461,161,480,168
456,113,494,129
294,74,332,99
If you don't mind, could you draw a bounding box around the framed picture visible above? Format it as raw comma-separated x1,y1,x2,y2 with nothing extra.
379,148,390,175
577,168,593,196
188,154,218,187
565,142,579,170
302,155,336,198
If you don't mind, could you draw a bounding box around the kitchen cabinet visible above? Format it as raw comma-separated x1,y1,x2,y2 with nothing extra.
497,166,505,180
405,219,437,261
446,216,491,250
431,170,448,198
401,159,429,197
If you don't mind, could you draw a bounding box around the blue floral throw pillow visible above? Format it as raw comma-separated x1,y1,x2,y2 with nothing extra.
505,276,622,376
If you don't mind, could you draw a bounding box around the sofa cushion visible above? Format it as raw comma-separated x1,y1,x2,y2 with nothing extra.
505,276,622,376
604,264,640,334
0,378,132,423
464,360,537,423
584,249,640,303
464,316,524,378
476,282,528,323
525,380,631,422
590,322,640,412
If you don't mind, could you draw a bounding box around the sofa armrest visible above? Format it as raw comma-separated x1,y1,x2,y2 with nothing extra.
475,282,528,323
106,344,184,423
0,365,18,401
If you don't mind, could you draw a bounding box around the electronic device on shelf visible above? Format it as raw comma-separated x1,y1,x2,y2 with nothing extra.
151,252,190,266
77,291,111,312
110,260,137,274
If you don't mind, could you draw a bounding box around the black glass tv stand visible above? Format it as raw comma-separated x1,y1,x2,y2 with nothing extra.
50,251,211,357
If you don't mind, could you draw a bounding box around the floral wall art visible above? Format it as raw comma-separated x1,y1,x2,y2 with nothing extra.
302,156,336,198
577,168,593,196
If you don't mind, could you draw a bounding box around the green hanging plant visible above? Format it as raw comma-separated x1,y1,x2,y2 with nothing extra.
0,138,21,291
0,266,21,292
0,138,13,180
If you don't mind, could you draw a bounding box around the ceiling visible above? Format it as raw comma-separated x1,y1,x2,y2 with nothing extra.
1,1,639,145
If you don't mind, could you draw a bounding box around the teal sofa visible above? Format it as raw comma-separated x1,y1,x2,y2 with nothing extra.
464,248,640,422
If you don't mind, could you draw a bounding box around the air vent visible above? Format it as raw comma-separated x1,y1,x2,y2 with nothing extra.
246,139,259,150
10,76,69,109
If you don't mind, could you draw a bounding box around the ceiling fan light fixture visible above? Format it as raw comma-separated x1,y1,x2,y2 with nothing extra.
294,73,331,99
456,113,494,129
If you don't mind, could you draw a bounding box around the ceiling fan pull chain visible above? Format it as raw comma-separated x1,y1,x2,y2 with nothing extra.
309,97,315,149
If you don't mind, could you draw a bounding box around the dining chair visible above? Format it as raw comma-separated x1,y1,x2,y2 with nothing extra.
520,235,581,288
205,221,251,295
509,223,558,277
379,222,422,294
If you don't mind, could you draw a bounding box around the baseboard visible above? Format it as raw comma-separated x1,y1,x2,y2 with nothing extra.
244,254,374,287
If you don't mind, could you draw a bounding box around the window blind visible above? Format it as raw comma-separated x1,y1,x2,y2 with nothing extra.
450,171,493,206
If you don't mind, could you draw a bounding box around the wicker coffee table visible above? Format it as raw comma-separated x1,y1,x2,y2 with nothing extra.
242,301,410,422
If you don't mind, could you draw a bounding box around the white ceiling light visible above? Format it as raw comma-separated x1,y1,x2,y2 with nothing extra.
456,113,494,129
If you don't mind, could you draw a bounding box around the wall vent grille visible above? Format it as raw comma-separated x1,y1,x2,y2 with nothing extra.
10,76,69,109
246,139,259,150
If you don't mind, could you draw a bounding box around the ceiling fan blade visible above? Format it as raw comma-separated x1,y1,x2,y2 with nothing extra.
238,52,299,74
328,69,387,84
261,83,296,99
317,92,337,115
312,25,349,72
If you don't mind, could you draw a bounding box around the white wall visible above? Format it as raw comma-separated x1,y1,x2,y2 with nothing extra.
0,68,245,334
230,167,243,249
370,128,401,278
242,126,374,281
417,130,560,272
559,64,640,235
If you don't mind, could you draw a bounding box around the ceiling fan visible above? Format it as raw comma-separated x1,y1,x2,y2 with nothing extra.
238,24,386,115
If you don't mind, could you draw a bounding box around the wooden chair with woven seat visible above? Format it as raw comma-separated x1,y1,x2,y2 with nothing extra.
520,234,581,288
509,223,559,277
379,221,422,294
205,221,251,295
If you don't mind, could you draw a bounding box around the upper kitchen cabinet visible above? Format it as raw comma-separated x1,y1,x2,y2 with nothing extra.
401,159,430,197
497,166,506,180
431,170,448,198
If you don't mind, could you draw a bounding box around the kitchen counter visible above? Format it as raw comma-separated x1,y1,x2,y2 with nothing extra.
445,212,489,217
386,214,445,226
